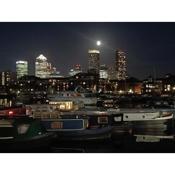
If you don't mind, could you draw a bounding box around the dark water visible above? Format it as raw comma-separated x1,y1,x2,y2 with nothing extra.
47,136,175,153
2,134,175,153
7,135,173,153
2,109,175,153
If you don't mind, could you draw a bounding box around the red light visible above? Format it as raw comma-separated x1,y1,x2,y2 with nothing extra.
8,111,14,116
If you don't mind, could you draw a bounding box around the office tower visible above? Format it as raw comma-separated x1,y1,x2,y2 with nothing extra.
16,60,28,79
35,54,51,78
88,49,100,74
115,50,127,80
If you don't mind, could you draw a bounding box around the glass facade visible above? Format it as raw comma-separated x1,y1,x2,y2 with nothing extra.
16,61,28,79
35,54,51,78
88,50,100,74
115,50,127,80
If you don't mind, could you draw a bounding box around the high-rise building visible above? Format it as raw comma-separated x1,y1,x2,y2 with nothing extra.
16,60,28,79
0,71,17,86
35,54,51,78
88,50,100,74
99,64,108,79
69,64,82,76
115,50,127,80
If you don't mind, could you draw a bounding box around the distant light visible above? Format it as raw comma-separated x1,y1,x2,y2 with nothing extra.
88,50,100,54
36,54,47,61
8,111,14,116
16,60,28,64
96,40,101,46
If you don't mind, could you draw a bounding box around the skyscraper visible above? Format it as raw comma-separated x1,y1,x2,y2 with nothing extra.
115,50,127,80
16,60,28,79
88,50,100,74
35,54,51,78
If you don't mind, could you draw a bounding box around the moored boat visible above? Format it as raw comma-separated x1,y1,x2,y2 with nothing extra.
111,109,174,143
26,104,114,141
0,116,55,151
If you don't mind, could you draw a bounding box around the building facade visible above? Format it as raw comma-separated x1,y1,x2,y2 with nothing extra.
88,49,100,74
115,50,127,80
0,71,17,86
16,60,28,79
35,54,51,78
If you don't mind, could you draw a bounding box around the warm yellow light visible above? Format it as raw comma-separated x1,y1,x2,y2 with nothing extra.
60,104,66,110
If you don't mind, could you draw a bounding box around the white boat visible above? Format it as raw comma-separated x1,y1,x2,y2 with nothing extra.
111,109,174,138
116,108,173,121
48,91,97,106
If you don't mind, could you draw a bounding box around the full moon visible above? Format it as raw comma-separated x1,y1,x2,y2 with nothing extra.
96,40,101,46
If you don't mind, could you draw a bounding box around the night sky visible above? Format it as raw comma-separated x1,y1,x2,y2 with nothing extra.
0,22,175,79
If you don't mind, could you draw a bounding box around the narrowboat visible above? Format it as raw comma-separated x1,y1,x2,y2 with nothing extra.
26,104,114,141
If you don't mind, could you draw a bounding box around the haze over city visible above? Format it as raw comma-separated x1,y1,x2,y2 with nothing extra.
0,22,175,79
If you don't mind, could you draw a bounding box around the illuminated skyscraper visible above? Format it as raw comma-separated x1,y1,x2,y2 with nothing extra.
35,54,51,78
88,49,100,74
115,50,127,80
16,60,28,79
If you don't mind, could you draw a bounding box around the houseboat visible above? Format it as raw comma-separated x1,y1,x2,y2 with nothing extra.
25,103,115,141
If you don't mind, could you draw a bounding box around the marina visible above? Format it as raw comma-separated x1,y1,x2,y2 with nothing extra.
0,94,175,152
0,22,175,154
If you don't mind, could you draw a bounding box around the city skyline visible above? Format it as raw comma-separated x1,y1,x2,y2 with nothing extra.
0,22,175,79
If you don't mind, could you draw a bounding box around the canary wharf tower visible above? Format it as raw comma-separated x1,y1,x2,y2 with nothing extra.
35,54,51,78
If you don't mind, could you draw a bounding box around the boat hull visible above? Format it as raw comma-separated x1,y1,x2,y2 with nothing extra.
131,116,173,135
111,114,174,142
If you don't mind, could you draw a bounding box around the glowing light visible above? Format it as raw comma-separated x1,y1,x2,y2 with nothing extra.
37,54,47,61
96,40,101,46
8,111,14,116
128,89,134,94
88,50,100,54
